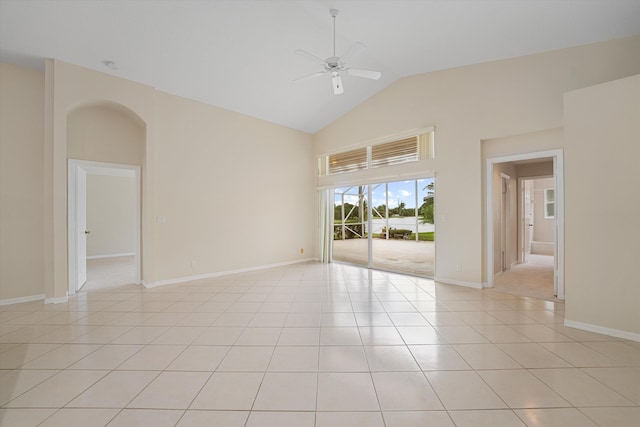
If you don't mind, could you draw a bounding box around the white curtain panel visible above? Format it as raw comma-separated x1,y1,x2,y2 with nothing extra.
318,189,333,263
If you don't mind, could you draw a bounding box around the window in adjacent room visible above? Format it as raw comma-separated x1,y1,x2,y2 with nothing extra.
544,188,555,219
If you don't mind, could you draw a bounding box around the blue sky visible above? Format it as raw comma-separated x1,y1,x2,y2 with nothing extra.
335,178,434,209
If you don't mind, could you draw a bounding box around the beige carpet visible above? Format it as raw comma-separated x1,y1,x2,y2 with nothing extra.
493,254,559,301
82,255,137,292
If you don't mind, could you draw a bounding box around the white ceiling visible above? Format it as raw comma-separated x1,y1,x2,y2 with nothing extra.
1,0,639,134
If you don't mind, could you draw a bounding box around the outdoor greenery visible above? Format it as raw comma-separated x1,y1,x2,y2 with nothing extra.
413,231,435,241
333,223,365,240
388,228,412,239
371,231,435,241
334,202,367,222
374,202,413,218
334,181,435,223
419,181,435,224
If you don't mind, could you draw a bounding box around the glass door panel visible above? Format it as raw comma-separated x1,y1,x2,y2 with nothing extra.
332,178,435,277
332,185,369,268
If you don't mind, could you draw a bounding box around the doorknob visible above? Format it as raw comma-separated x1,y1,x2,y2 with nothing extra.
84,230,91,234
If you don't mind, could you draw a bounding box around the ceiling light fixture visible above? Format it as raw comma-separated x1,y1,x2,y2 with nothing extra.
103,60,118,70
331,72,344,95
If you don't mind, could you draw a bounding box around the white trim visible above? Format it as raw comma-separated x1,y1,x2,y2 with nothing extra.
564,319,640,342
144,258,316,289
45,296,69,304
317,167,436,191
317,125,435,157
0,294,45,307
87,253,135,260
68,159,142,296
434,277,483,289
486,149,564,300
68,161,79,296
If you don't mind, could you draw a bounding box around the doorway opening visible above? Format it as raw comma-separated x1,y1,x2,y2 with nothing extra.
486,150,563,300
68,160,141,294
331,177,435,277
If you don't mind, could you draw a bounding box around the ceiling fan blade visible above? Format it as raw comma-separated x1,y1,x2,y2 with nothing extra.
340,42,366,63
295,49,327,66
346,68,382,80
293,71,327,82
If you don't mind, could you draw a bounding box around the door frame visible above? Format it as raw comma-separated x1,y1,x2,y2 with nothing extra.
499,173,511,274
485,149,564,299
67,159,141,295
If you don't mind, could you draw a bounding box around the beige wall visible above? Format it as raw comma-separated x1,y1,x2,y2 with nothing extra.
564,74,640,336
153,91,315,281
86,174,136,257
0,63,45,300
68,104,144,166
516,162,553,178
55,61,313,295
2,59,315,301
532,177,555,244
315,36,640,287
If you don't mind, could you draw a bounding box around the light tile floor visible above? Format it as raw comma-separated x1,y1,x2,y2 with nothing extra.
0,262,638,426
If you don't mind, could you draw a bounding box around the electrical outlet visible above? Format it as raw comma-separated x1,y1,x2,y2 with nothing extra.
455,263,462,272
190,260,197,269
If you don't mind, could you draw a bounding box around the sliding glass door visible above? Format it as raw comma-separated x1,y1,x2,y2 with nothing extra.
332,178,435,277
332,185,369,268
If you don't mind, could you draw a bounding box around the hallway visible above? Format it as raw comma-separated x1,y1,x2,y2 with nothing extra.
493,255,557,301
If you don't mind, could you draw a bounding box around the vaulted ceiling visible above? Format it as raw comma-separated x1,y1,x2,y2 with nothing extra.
1,0,639,133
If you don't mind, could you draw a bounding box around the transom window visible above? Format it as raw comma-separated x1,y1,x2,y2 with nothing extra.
321,130,434,176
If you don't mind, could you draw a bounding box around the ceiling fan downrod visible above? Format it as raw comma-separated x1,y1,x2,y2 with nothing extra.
330,9,339,58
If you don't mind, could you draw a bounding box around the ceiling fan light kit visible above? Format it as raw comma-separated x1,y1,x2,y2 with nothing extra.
295,8,381,95
331,72,344,94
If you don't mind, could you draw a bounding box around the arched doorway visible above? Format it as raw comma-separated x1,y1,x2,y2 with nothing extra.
66,102,145,294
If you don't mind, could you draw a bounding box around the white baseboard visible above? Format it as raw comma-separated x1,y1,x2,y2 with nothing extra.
145,258,316,289
0,294,45,306
434,277,483,290
87,253,135,260
531,241,555,256
44,295,69,304
564,319,640,342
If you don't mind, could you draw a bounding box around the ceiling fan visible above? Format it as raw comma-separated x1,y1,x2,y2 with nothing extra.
295,8,382,95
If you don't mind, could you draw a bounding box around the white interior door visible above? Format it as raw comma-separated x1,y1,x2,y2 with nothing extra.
77,167,87,289
522,179,534,263
500,174,509,272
